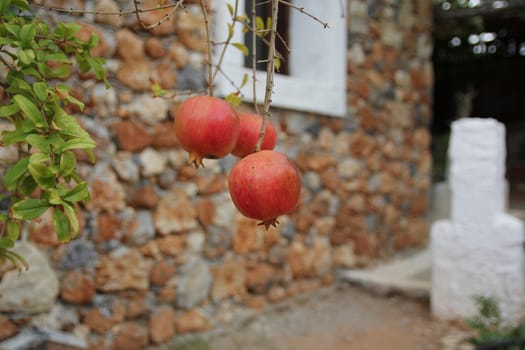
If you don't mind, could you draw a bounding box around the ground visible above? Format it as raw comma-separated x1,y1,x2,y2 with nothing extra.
195,283,472,350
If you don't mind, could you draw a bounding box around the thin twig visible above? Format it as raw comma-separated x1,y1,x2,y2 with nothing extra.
132,0,185,30
251,0,259,114
29,1,181,16
254,0,278,152
211,0,239,83
200,0,214,96
279,0,329,28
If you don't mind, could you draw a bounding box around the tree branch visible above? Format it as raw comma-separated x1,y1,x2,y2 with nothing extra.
254,0,278,152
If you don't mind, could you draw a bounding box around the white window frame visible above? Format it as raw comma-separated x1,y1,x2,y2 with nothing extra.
212,0,347,117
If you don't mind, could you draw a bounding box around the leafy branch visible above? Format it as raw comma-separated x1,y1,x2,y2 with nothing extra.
0,0,106,269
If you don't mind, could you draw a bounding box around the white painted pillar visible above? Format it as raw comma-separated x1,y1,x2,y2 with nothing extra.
431,118,525,325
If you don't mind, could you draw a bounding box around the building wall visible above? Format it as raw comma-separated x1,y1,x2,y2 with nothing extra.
0,0,434,347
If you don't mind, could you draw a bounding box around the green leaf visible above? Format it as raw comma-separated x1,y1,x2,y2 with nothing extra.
59,151,76,177
33,82,48,102
232,42,249,56
227,23,234,39
53,208,71,242
274,57,281,72
66,94,85,111
10,0,30,12
18,49,31,65
86,56,106,81
6,220,20,241
240,73,249,88
85,149,96,164
12,94,46,128
20,23,36,47
256,16,265,34
28,162,55,190
44,52,70,63
63,202,79,236
26,134,51,153
266,17,272,30
52,109,92,139
19,175,37,196
2,157,29,190
56,138,96,152
225,92,242,107
63,182,89,203
1,127,28,146
45,65,71,79
11,198,49,220
0,238,15,249
227,3,234,16
0,103,20,118
4,23,20,38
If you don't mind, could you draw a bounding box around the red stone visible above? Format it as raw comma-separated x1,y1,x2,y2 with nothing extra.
111,121,152,152
150,306,175,344
61,271,95,304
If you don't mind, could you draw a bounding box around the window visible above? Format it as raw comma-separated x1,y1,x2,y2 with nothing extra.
213,0,347,117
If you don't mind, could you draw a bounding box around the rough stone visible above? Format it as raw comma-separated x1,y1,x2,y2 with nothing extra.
95,0,123,26
177,256,211,309
125,210,155,245
233,218,264,254
0,316,17,341
169,41,190,68
60,271,96,304
83,298,126,334
175,7,207,52
126,95,169,125
139,147,167,177
150,306,175,344
267,286,287,303
137,0,177,36
151,122,180,149
154,190,198,234
113,151,140,183
113,322,149,350
91,85,117,118
0,242,59,314
88,165,126,213
150,260,176,286
128,185,160,209
95,249,153,292
145,37,166,58
174,309,210,333
117,60,153,91
157,235,186,257
59,240,98,270
115,29,145,62
246,264,275,294
211,258,246,302
111,121,152,152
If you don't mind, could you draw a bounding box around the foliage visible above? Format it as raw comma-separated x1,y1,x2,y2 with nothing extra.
0,0,106,268
466,296,525,347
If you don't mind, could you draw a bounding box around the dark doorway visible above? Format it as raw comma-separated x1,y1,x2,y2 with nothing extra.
432,3,525,203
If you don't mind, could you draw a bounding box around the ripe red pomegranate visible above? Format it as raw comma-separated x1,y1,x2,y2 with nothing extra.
228,150,301,229
231,113,277,158
175,95,239,167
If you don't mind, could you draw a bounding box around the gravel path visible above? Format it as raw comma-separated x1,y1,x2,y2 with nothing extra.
207,283,471,350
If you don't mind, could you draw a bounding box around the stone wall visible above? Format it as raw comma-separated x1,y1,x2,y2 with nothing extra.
0,0,433,348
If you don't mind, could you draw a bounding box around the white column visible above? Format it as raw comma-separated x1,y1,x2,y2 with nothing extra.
431,118,525,325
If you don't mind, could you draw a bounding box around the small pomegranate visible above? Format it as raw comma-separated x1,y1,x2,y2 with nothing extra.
228,150,301,229
231,113,277,158
175,95,239,167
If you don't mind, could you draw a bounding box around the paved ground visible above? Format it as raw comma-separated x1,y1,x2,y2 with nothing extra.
206,283,471,350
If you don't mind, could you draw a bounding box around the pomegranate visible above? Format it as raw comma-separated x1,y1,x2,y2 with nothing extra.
228,150,301,229
175,95,239,167
231,113,277,158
